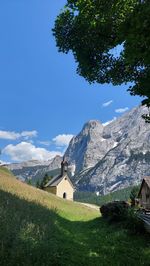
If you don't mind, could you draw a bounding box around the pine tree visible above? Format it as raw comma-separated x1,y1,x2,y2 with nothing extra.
130,187,139,207
36,180,41,188
40,174,53,189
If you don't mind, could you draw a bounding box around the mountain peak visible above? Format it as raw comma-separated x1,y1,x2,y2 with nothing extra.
83,119,102,127
82,120,103,135
65,119,113,173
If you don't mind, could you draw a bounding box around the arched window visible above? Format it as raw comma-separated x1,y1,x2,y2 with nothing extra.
63,192,67,199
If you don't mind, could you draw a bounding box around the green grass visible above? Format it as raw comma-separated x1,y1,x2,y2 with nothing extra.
0,167,150,266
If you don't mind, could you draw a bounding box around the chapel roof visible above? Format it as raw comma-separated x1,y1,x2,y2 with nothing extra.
44,174,64,187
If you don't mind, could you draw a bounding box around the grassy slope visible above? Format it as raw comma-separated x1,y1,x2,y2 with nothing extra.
0,167,150,266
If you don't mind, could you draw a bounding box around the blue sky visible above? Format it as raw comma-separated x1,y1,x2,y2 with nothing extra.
0,0,141,163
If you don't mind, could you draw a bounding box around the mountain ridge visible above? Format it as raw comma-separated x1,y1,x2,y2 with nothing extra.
6,155,63,182
5,105,150,194
72,105,150,193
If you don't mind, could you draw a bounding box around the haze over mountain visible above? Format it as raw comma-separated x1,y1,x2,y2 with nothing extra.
6,105,150,194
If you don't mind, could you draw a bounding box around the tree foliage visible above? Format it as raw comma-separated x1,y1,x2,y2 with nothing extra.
27,179,32,186
130,186,139,206
37,173,53,189
74,185,140,206
53,0,150,115
36,180,41,189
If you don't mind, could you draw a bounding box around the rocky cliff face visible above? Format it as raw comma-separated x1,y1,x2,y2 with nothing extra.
73,105,150,194
65,120,116,173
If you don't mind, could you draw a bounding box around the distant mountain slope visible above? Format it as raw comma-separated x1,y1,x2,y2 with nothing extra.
6,155,63,183
74,185,140,206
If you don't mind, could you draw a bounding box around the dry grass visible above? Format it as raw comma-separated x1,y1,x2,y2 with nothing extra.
0,167,99,221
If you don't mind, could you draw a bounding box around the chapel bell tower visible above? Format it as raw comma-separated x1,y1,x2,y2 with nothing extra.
61,157,68,176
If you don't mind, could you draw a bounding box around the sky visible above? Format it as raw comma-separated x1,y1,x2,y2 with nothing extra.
0,0,141,163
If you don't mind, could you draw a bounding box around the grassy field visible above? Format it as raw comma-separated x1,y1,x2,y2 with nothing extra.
0,167,150,266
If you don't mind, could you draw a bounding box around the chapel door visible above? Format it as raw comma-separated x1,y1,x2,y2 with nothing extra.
63,192,67,199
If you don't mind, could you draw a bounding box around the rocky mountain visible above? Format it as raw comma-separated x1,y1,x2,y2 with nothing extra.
5,105,150,194
65,120,116,173
71,105,150,194
6,155,63,183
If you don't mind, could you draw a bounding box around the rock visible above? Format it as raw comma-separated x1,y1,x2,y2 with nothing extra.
65,120,116,173
69,105,150,194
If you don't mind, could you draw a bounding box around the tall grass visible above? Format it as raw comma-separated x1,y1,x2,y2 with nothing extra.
0,167,150,266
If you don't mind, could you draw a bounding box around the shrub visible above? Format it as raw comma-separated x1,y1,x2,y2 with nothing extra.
124,208,145,234
130,186,139,207
100,201,145,234
100,201,129,222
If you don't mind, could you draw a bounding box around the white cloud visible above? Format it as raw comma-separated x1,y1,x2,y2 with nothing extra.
115,107,129,113
102,100,113,107
38,141,51,146
0,131,20,140
2,142,62,162
102,117,117,126
0,130,37,140
53,134,74,147
20,131,37,139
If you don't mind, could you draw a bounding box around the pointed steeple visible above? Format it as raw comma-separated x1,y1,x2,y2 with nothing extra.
61,156,68,176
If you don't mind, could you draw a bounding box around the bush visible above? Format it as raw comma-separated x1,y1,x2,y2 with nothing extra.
124,208,145,234
130,186,139,207
100,201,129,222
100,201,145,234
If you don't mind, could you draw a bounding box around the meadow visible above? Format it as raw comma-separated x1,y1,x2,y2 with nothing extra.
0,167,150,266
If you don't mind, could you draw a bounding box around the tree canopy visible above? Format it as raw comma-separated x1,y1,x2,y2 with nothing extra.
53,0,150,119
130,186,139,206
37,173,53,189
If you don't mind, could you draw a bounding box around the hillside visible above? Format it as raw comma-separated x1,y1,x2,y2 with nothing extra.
0,168,150,266
74,185,140,206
